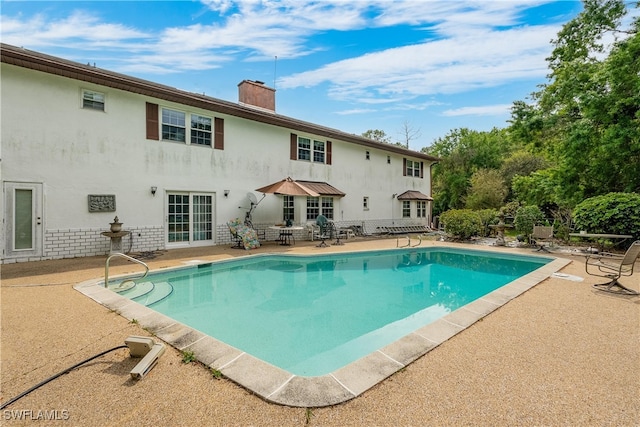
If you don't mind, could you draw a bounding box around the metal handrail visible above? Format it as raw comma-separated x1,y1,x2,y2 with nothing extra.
104,253,149,288
397,235,422,248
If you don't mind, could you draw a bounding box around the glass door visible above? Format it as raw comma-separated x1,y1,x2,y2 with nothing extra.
166,192,214,247
4,182,43,259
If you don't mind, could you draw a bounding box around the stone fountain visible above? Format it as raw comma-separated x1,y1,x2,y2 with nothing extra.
101,216,131,254
489,212,513,246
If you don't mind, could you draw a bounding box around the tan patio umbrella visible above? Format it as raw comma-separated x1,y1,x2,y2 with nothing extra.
255,177,320,197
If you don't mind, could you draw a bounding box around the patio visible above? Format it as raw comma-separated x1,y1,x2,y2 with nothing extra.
1,237,638,426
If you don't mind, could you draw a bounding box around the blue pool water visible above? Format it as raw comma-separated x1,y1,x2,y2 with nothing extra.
117,248,550,376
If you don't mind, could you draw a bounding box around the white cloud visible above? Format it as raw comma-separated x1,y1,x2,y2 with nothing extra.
278,23,559,100
0,0,566,86
0,12,149,48
442,104,512,117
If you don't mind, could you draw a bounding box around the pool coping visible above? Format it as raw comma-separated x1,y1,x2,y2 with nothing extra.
74,247,571,407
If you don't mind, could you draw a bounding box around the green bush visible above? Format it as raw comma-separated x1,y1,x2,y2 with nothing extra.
501,201,521,219
514,205,544,236
440,209,483,240
477,209,499,237
573,193,640,240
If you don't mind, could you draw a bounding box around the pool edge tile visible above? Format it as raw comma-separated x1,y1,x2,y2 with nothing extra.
331,350,403,397
184,335,244,369
267,375,355,407
218,353,296,403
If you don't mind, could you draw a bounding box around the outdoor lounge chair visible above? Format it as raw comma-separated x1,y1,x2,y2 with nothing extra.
585,240,640,295
530,225,554,252
227,218,260,250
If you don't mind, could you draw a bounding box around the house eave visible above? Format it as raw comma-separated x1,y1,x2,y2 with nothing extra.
1,43,440,163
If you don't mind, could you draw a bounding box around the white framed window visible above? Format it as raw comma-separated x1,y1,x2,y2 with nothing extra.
321,197,334,219
298,137,311,160
298,136,326,163
306,196,334,220
406,160,420,177
191,114,212,146
306,197,320,221
363,196,369,210
387,155,391,164
283,196,295,222
162,108,186,142
82,89,105,111
366,151,370,160
417,201,426,218
402,200,411,218
313,140,325,163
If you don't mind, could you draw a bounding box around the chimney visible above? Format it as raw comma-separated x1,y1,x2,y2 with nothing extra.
238,80,276,112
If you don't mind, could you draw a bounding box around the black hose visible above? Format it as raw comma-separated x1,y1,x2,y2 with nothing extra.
0,345,128,410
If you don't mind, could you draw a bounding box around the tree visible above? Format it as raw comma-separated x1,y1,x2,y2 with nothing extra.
464,169,508,210
398,120,421,149
523,0,639,205
361,129,392,143
428,128,512,214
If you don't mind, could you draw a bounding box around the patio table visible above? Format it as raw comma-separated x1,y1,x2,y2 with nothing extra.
569,232,633,252
269,226,303,246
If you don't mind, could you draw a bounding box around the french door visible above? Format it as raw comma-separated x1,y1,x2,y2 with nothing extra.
166,192,214,247
4,182,43,259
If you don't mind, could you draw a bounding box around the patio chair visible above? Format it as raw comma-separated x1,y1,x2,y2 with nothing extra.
530,225,554,252
585,240,640,295
315,215,330,247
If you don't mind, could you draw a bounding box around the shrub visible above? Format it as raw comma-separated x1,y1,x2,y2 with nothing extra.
439,209,483,240
476,209,499,237
573,193,640,240
514,205,544,236
501,201,521,219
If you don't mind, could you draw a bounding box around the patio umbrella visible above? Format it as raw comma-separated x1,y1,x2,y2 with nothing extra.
255,177,320,197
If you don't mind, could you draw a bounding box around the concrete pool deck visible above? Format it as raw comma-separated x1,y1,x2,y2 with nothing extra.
2,237,639,425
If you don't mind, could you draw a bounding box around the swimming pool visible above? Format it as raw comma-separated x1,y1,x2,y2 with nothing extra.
76,246,568,407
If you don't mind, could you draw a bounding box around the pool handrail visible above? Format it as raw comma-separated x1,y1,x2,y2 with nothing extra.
104,253,149,288
397,235,422,248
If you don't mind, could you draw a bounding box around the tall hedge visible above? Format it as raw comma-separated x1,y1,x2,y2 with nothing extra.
573,193,640,240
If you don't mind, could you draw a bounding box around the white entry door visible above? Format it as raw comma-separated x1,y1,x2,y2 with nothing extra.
4,182,43,259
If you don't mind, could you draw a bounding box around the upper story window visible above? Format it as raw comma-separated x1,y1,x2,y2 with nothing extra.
387,156,391,164
313,140,325,163
290,133,332,164
404,159,423,178
366,151,370,160
162,108,186,142
82,90,105,111
147,103,222,148
363,196,369,210
406,160,420,177
191,114,212,146
298,137,311,160
298,137,325,163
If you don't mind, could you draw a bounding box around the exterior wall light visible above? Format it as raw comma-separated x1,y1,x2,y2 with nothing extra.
224,190,230,198
151,186,157,196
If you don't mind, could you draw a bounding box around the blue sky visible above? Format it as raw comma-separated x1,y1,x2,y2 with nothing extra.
1,1,622,150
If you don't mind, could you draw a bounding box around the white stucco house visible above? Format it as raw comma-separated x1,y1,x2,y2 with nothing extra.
0,43,439,263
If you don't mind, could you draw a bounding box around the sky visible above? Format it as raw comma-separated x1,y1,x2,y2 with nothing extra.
0,0,618,150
